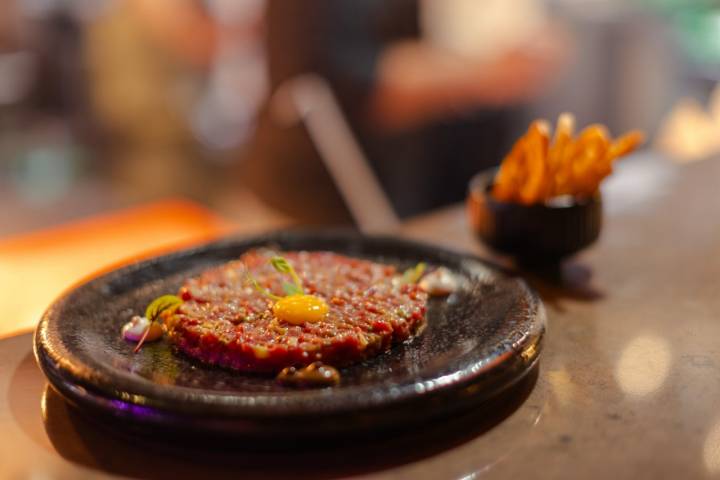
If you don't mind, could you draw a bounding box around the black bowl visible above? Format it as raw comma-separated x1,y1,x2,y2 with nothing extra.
467,168,602,263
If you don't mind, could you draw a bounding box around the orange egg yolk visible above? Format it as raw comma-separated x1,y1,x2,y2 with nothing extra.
273,294,329,325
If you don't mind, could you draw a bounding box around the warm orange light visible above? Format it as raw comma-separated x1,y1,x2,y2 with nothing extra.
0,199,236,338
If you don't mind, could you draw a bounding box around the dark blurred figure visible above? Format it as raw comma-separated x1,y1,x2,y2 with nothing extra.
246,0,564,222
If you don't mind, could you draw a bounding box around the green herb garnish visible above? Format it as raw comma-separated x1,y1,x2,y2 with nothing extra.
401,262,427,285
134,294,182,353
247,272,282,301
270,256,305,295
145,295,182,322
246,255,305,301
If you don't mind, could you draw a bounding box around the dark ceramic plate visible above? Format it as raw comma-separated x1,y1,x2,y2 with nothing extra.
34,230,545,438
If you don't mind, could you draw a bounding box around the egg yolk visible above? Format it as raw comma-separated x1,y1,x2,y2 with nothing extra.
273,294,329,325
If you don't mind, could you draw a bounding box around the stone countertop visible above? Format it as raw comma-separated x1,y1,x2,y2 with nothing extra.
2,154,719,479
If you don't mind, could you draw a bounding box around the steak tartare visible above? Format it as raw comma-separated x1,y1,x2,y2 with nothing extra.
166,249,428,373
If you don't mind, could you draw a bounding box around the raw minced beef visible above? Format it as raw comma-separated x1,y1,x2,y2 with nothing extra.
166,249,428,373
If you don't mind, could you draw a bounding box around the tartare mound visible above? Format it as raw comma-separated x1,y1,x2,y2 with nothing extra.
166,249,428,373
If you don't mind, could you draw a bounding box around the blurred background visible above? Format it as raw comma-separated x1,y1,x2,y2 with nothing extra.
1,0,720,235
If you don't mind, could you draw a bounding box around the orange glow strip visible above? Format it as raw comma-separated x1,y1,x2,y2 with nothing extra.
0,199,237,338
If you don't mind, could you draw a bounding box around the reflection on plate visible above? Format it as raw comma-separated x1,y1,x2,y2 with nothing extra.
35,230,545,438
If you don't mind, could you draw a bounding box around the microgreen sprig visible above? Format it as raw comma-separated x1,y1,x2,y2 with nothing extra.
145,295,183,322
246,255,306,301
246,271,282,301
401,262,427,285
270,256,305,296
134,294,182,353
